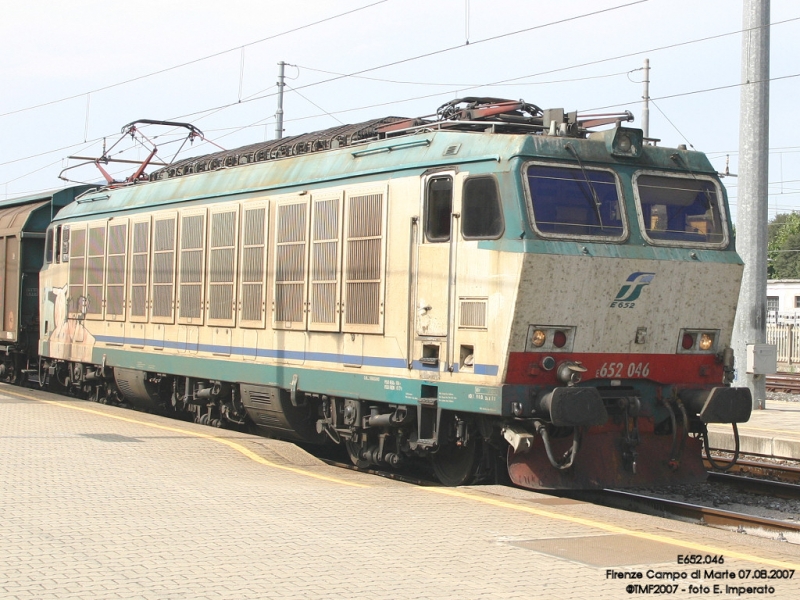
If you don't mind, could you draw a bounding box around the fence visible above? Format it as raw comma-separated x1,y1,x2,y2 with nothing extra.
766,322,800,365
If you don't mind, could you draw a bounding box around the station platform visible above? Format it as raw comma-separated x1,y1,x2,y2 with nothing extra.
708,399,800,460
2,384,800,600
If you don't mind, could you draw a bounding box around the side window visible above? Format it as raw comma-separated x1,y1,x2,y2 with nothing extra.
45,227,54,264
462,177,503,239
55,225,62,263
425,176,453,242
61,226,70,262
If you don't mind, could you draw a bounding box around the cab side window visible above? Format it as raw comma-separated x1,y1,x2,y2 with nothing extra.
425,176,453,242
462,176,503,239
45,227,54,264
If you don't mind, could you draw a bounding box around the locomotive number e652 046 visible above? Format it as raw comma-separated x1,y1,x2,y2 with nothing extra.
595,362,651,379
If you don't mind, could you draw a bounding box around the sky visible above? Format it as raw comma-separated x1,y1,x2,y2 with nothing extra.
1,0,798,224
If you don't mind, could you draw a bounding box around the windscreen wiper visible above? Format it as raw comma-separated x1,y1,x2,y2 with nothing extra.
565,143,604,229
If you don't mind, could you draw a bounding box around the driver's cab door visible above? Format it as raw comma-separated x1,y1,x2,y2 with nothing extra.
414,169,463,373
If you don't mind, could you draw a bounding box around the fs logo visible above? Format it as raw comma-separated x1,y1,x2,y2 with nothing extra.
610,272,655,308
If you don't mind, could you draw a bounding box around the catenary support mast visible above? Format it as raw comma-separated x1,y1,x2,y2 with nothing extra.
275,61,286,140
732,0,770,409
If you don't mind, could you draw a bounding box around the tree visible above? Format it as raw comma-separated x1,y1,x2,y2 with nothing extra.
768,213,800,279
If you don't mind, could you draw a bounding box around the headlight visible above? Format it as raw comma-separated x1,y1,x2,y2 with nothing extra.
682,333,695,350
699,333,714,351
531,329,546,347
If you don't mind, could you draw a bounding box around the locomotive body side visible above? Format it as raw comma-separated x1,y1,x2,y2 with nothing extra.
35,122,750,488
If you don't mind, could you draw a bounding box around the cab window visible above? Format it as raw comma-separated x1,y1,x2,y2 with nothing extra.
634,173,726,246
462,176,503,239
425,176,453,242
45,227,54,264
526,164,625,239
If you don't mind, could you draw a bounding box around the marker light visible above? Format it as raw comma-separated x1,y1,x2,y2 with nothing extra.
699,333,714,351
553,331,567,348
531,329,546,347
682,333,695,350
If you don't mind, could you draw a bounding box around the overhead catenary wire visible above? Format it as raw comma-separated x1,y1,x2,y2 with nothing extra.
0,0,392,120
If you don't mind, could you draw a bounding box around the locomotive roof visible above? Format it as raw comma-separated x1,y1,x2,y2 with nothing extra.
57,116,720,222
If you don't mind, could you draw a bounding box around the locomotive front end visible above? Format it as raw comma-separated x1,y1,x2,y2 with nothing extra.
502,127,751,489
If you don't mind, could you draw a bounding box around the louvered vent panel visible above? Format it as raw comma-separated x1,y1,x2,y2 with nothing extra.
345,282,380,325
277,203,306,243
151,217,175,319
133,222,149,253
88,227,105,257
180,251,202,283
313,241,338,281
180,284,201,319
108,224,126,254
240,207,266,324
314,199,338,241
154,219,174,252
107,286,124,316
344,193,383,327
106,254,125,285
181,215,203,250
152,286,173,317
275,283,303,323
179,214,204,320
312,283,336,324
209,286,234,320
211,212,236,247
244,207,266,246
153,253,174,283
87,257,104,285
276,245,304,282
86,256,104,314
130,221,149,319
210,248,235,283
131,287,146,317
208,210,236,322
241,284,262,322
70,228,86,259
346,239,380,280
459,300,487,329
348,194,382,237
242,247,263,282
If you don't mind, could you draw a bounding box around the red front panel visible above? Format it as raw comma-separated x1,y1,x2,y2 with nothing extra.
506,352,724,386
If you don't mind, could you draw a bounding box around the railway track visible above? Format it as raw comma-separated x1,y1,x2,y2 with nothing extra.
766,373,800,393
318,454,800,541
704,454,800,485
574,488,800,542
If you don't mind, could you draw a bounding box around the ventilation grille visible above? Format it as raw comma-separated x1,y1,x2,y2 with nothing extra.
345,193,383,327
130,221,149,319
310,198,339,327
459,299,488,329
241,206,266,323
106,224,127,317
151,217,175,319
275,203,307,325
209,211,237,322
179,214,204,320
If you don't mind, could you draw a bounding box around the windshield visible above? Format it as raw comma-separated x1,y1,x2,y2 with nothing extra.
525,164,625,239
635,173,726,246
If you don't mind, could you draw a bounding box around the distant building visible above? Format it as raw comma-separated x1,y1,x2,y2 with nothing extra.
767,279,800,324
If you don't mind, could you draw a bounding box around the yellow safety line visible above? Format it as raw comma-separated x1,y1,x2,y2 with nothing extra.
5,387,800,568
423,487,800,570
3,387,367,488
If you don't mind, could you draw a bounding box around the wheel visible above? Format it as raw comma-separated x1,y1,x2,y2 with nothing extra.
346,440,371,469
431,440,479,487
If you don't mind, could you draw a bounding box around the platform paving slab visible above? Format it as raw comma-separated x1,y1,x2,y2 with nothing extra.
1,385,800,599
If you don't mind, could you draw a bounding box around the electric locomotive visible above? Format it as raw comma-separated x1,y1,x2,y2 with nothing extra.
34,98,751,489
